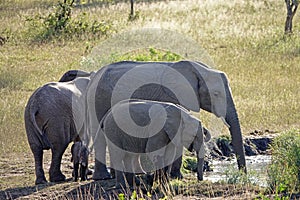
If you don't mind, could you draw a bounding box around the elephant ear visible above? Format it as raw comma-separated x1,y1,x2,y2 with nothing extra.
164,105,183,147
59,70,90,82
181,113,200,149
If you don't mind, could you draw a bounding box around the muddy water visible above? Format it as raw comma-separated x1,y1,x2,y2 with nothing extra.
203,155,272,187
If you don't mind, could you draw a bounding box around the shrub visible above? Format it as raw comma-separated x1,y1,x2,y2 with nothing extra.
111,47,182,62
182,156,198,173
25,0,111,42
267,129,300,194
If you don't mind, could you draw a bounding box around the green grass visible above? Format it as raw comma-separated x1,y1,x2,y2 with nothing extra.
267,129,300,194
0,0,299,158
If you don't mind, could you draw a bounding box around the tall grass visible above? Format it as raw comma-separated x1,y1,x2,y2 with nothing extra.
267,129,300,194
0,0,299,155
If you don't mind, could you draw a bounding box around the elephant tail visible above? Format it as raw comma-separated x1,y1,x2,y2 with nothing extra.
28,101,51,150
203,127,211,142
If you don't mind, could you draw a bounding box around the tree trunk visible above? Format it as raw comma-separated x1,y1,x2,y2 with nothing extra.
130,0,134,17
285,0,298,34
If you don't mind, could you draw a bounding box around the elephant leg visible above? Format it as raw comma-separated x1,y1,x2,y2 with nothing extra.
125,172,135,188
164,143,177,176
170,155,183,179
80,164,87,181
32,146,47,185
131,154,144,174
123,154,139,187
152,155,167,184
93,131,111,180
197,157,204,181
115,170,126,189
49,146,66,182
146,173,154,187
109,144,126,188
197,143,206,181
115,152,127,188
93,159,111,180
73,163,79,181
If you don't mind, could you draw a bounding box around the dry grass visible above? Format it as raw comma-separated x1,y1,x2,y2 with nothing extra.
1,0,299,154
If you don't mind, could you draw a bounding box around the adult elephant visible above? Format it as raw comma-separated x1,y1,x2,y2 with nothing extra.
24,70,91,185
85,60,246,180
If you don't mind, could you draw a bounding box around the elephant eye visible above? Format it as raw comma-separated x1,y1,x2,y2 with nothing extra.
213,91,219,96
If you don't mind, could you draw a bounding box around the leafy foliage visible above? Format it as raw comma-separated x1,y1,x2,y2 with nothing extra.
112,47,181,62
267,129,300,194
182,156,198,173
25,0,112,42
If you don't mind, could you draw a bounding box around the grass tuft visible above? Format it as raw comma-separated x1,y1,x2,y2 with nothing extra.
267,129,300,194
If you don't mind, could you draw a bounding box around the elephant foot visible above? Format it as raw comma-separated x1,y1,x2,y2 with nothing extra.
170,171,183,179
134,176,141,186
93,162,112,180
92,171,112,180
35,177,47,185
146,174,154,187
87,169,93,176
49,173,66,183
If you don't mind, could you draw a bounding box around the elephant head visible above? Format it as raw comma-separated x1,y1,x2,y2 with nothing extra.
173,61,246,172
163,105,207,180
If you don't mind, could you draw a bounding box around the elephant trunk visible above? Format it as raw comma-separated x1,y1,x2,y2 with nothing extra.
225,98,247,173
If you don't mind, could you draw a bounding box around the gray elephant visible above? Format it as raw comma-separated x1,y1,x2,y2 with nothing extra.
24,70,91,184
71,140,89,181
98,99,210,188
84,60,246,180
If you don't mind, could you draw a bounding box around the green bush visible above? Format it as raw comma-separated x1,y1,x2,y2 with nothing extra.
25,0,111,42
267,129,300,194
182,156,197,173
111,47,181,62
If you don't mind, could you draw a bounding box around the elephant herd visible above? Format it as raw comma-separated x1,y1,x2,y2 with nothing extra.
24,60,246,188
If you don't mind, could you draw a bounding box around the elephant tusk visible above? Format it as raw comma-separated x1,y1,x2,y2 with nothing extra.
221,117,231,128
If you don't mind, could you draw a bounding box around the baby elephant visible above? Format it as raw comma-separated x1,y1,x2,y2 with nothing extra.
71,141,89,181
98,99,210,188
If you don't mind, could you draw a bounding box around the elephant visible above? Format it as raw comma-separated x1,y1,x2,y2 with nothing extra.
71,140,89,181
98,99,210,188
24,70,92,185
84,60,246,180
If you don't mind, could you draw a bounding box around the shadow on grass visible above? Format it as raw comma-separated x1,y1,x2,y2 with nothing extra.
0,178,96,199
0,182,53,199
62,179,117,199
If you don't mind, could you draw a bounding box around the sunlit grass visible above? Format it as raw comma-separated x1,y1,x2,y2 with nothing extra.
0,0,299,153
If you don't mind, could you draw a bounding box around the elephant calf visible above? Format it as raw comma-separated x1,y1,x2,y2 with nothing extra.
98,99,210,188
71,141,89,181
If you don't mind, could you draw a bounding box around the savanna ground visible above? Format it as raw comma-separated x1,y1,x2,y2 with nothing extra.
0,0,299,199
